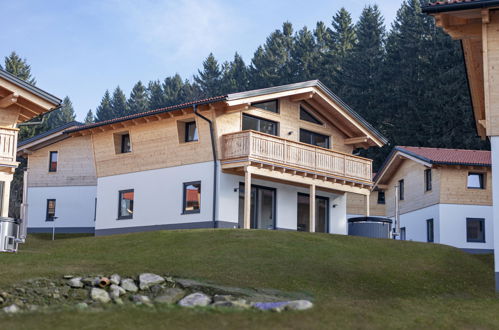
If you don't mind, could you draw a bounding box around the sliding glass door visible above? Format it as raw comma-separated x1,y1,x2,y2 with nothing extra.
238,183,276,229
297,193,329,233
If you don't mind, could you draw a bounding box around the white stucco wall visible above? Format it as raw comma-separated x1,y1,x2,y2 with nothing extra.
398,204,440,243
218,172,347,233
26,185,96,231
439,204,493,251
95,162,214,232
491,137,499,273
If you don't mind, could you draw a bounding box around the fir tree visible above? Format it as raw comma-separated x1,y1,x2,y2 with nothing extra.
110,86,128,117
2,52,36,85
194,53,222,96
127,81,148,114
95,90,114,122
221,53,249,93
39,96,76,132
290,27,318,82
147,80,166,109
163,74,184,106
84,110,95,124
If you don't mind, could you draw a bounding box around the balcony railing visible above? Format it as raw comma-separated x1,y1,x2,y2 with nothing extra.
0,127,18,164
222,130,372,183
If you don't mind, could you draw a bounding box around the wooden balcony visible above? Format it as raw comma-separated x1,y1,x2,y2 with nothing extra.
0,127,18,166
221,130,373,185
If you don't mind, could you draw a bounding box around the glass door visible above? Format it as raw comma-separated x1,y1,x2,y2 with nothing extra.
297,193,329,233
239,183,276,229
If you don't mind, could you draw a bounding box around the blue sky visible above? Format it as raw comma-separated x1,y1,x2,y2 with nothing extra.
0,0,401,120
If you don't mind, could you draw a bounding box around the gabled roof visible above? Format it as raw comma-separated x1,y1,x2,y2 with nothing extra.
65,80,388,146
375,146,491,186
17,121,83,155
423,0,499,13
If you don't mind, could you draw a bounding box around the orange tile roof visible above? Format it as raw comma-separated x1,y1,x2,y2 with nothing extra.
397,146,491,166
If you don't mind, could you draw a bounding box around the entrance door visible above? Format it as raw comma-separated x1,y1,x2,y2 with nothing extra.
238,183,276,229
297,193,329,233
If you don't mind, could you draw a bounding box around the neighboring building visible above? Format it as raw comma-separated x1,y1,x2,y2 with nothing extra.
30,80,385,235
423,0,499,288
346,190,386,219
374,146,492,253
0,68,61,219
17,122,97,233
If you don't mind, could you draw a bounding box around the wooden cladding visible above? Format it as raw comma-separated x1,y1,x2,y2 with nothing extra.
0,127,17,164
222,130,372,182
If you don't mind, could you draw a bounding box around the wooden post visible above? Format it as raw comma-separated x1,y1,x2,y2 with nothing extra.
309,184,316,232
244,167,252,229
365,193,370,217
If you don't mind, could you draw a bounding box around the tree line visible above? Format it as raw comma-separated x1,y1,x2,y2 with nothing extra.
4,0,489,169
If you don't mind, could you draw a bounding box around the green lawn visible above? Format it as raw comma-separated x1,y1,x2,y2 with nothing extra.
0,229,497,329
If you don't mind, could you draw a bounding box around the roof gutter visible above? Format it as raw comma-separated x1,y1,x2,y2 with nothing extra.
193,104,218,228
422,1,499,14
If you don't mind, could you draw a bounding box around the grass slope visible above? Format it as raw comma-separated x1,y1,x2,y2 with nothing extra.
0,229,497,329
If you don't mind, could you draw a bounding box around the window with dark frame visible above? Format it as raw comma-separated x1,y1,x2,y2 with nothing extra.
184,121,198,142
426,219,434,243
49,151,58,172
118,189,134,219
242,114,278,136
425,168,432,192
377,190,385,204
400,227,406,241
121,134,131,153
251,99,278,113
399,179,404,201
183,182,201,214
300,106,323,125
299,129,330,149
466,218,485,243
46,199,56,221
467,172,485,189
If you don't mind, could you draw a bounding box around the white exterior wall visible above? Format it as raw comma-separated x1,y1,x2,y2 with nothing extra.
491,137,499,280
27,186,96,232
398,204,440,243
218,172,347,233
95,162,214,234
439,204,493,251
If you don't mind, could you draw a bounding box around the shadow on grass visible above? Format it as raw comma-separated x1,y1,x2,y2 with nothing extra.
29,233,94,241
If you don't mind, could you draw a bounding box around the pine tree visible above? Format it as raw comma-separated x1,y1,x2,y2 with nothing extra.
38,96,76,132
163,74,184,106
95,90,114,122
147,80,166,109
84,110,95,124
290,27,318,82
110,86,128,117
127,81,148,114
221,53,249,93
194,53,222,96
2,52,36,85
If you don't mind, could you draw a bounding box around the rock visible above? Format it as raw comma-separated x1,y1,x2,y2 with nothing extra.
176,278,203,289
82,277,99,287
285,300,313,311
154,288,185,304
113,297,124,305
109,284,126,299
0,291,10,299
0,296,4,305
150,284,165,295
109,274,121,285
178,292,211,307
75,302,88,310
68,277,84,288
139,273,165,290
63,275,74,279
52,293,60,299
212,299,250,309
90,288,110,304
3,304,20,314
15,288,26,294
131,295,153,306
68,289,88,300
27,304,39,312
252,301,290,312
121,279,138,293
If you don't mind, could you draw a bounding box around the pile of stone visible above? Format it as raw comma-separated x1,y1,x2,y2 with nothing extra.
0,273,313,314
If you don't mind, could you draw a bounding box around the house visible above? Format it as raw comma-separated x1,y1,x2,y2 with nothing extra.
423,0,499,289
374,146,492,253
17,121,97,233
0,68,61,219
21,80,387,235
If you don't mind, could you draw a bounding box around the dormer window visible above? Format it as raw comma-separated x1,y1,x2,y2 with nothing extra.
300,106,322,125
251,100,278,113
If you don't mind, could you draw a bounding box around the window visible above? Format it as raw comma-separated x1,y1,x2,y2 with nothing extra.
46,199,56,221
121,134,131,153
425,169,432,192
467,173,485,189
184,121,198,142
400,227,406,241
242,114,278,136
426,219,434,243
183,182,201,214
398,179,404,201
377,190,385,204
49,151,58,172
300,106,322,125
299,129,330,149
118,189,134,219
251,99,278,113
467,218,485,243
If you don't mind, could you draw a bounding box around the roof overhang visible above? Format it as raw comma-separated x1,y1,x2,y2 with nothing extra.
0,69,62,123
17,122,82,157
423,1,499,14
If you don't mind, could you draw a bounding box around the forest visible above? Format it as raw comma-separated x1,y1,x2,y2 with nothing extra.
2,0,489,171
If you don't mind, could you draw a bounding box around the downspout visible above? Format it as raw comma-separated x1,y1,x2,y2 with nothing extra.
193,104,218,228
